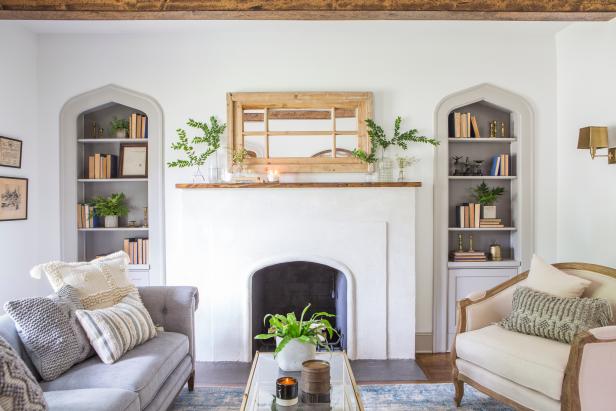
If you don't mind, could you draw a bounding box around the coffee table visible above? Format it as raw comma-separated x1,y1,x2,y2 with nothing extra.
240,351,364,410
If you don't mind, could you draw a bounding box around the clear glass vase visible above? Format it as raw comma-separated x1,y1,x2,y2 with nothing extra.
377,158,394,182
192,166,206,183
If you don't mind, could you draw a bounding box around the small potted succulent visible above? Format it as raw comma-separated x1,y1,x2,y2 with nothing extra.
471,181,505,219
92,192,129,228
110,117,129,139
255,304,337,371
232,147,249,176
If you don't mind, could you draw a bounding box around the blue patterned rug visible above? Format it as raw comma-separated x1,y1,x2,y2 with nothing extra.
172,383,513,410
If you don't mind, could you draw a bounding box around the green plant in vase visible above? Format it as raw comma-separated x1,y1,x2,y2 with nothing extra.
254,303,337,371
352,116,439,182
231,147,249,176
167,116,226,183
470,181,505,219
109,117,129,139
92,192,129,228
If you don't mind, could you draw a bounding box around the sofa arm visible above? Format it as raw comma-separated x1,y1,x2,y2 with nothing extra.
456,273,527,334
562,327,616,411
138,286,199,369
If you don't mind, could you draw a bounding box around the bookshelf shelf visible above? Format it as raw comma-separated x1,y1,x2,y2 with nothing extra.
448,227,517,231
78,227,149,232
448,176,516,180
78,138,149,144
448,138,516,143
434,84,534,352
78,178,148,182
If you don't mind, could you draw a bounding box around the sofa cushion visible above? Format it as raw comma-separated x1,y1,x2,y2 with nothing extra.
30,251,136,309
45,388,139,411
527,254,591,298
4,285,92,380
456,324,570,400
76,293,157,364
40,332,188,409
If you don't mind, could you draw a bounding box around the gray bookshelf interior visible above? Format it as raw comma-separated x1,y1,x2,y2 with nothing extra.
448,101,515,261
76,102,150,263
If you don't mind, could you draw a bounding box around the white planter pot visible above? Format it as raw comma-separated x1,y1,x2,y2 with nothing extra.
105,215,119,228
483,205,497,219
275,337,316,371
115,129,127,139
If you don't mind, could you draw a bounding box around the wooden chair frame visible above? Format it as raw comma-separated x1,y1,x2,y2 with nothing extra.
451,262,616,411
227,92,373,173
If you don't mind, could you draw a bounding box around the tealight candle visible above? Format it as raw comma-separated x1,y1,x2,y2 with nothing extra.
266,169,280,183
276,376,298,406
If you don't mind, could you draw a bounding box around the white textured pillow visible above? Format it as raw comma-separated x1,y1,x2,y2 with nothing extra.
526,255,591,298
30,251,136,309
76,293,157,364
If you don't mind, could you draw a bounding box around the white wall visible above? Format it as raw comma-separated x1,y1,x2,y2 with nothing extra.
30,20,563,338
556,21,616,267
0,23,52,307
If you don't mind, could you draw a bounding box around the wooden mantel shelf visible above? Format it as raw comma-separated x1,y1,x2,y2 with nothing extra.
176,182,421,189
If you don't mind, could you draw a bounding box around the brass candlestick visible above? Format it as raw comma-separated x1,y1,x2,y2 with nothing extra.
468,234,475,252
501,121,506,138
457,234,464,252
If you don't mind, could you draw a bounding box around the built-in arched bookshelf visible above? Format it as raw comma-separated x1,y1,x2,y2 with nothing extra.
59,85,165,286
433,84,534,352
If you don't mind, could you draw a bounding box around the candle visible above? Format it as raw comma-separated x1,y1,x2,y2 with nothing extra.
276,376,298,406
267,169,280,183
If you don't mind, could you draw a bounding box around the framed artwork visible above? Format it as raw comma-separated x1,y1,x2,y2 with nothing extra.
119,143,148,178
0,136,23,168
0,177,28,221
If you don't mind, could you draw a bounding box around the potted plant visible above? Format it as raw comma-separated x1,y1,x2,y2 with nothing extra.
255,304,337,371
167,117,226,183
110,117,129,139
231,147,249,176
352,116,439,182
92,192,129,228
471,181,505,219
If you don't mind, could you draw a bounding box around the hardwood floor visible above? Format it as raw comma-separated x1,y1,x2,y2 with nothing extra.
194,353,452,387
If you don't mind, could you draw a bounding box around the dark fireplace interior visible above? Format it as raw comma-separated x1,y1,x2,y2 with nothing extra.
251,261,347,356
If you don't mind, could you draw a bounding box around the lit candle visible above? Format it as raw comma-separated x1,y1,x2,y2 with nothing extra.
267,169,280,183
276,376,298,406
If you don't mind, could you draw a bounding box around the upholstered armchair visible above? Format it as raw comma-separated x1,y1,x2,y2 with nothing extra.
451,263,616,411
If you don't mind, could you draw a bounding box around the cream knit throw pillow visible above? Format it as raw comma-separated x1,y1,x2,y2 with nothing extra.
30,251,137,309
526,255,591,298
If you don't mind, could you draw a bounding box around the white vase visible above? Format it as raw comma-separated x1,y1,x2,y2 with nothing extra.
105,215,119,228
115,129,127,139
483,205,497,219
275,337,316,371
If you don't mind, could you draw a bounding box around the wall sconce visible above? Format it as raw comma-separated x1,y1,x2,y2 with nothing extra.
578,126,615,163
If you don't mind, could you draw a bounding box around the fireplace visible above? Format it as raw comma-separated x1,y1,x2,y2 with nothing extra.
251,261,348,355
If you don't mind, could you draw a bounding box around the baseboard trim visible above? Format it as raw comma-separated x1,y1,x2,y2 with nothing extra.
415,332,433,353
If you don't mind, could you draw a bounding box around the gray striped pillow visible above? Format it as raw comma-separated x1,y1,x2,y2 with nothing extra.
75,292,157,364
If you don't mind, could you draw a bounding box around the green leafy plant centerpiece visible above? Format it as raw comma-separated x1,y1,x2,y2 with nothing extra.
254,304,337,371
92,193,129,228
352,117,439,181
167,117,226,182
109,117,129,138
470,181,505,206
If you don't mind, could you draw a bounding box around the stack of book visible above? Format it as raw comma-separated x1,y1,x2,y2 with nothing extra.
123,238,149,265
452,112,480,138
88,154,118,179
479,218,504,228
77,203,100,228
455,203,481,228
450,251,487,262
490,154,510,176
129,113,148,139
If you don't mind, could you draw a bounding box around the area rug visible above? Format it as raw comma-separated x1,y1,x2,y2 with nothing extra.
171,383,513,410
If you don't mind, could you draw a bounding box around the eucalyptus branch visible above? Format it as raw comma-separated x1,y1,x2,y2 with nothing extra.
167,116,226,168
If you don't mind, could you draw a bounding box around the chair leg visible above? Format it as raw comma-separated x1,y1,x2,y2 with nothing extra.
453,375,464,407
188,370,195,392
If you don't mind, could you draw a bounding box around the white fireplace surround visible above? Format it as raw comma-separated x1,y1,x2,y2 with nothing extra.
246,255,356,358
171,187,418,361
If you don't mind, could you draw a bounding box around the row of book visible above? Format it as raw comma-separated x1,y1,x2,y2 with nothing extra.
452,112,480,138
123,238,149,264
77,203,99,228
450,251,487,262
129,113,148,139
88,154,118,179
490,154,510,176
456,203,481,228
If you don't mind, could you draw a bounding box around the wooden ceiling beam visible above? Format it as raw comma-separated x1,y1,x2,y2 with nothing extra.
0,1,615,21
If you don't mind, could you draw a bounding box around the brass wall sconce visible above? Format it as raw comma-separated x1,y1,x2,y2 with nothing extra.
578,126,615,164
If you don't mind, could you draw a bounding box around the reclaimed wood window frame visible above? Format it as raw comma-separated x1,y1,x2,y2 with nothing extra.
227,92,373,173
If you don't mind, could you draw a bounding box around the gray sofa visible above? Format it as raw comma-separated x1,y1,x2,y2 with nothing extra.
1,286,199,411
